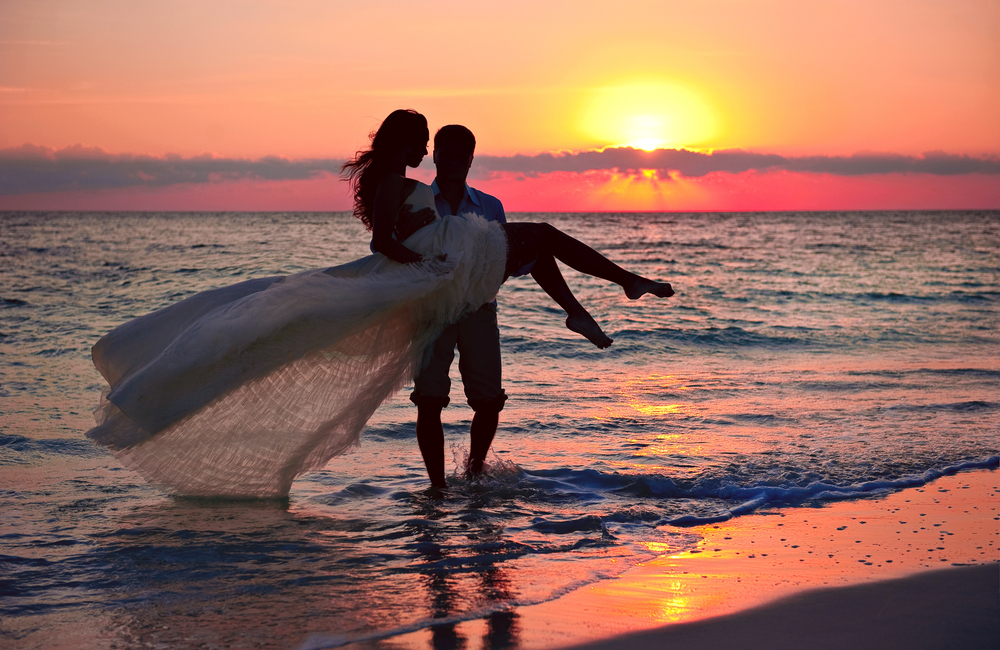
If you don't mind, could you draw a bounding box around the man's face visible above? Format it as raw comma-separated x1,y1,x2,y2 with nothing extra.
433,145,474,182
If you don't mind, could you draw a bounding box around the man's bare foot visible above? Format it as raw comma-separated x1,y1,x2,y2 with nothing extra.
423,484,447,499
466,457,485,478
625,278,674,300
567,312,613,349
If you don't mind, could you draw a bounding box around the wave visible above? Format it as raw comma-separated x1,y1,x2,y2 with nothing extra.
638,326,806,348
532,324,996,356
0,434,104,463
502,325,810,356
522,456,999,527
858,290,1000,304
738,288,1000,305
667,456,1000,526
878,400,998,413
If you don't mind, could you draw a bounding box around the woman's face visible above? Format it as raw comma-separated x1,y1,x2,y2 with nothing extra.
405,129,429,168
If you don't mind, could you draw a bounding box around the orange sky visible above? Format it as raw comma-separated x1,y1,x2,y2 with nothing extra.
1,0,998,211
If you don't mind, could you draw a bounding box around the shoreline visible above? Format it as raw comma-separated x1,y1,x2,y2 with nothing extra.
359,467,997,649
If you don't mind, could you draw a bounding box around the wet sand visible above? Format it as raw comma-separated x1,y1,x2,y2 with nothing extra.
565,562,998,650
363,468,997,649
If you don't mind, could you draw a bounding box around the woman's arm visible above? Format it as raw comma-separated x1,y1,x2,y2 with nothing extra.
371,174,424,264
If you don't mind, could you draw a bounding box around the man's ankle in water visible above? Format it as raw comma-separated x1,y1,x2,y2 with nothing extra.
467,457,485,475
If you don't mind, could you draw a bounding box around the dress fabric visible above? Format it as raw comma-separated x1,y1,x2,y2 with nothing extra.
86,182,508,498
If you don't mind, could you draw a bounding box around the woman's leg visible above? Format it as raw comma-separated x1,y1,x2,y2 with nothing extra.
530,252,613,349
533,223,674,300
503,222,672,347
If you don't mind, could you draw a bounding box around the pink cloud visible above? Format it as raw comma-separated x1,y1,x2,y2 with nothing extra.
0,173,353,212
471,170,1000,213
0,166,996,213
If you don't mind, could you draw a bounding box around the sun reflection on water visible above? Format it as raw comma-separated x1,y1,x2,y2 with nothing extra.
592,373,694,420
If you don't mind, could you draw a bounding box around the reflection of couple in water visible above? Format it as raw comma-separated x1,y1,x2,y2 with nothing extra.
86,109,674,497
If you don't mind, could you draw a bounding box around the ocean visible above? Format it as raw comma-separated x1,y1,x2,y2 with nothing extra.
1,209,997,649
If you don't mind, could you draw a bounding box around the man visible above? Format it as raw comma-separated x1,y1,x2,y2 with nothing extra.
409,124,525,488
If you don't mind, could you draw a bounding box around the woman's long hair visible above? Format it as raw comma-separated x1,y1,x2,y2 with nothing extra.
342,109,428,230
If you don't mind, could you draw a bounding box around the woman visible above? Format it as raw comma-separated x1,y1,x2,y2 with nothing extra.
85,109,673,498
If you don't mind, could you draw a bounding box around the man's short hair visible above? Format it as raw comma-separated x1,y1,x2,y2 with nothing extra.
434,125,476,155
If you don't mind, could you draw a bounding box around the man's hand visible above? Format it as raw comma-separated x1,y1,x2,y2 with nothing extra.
395,205,436,242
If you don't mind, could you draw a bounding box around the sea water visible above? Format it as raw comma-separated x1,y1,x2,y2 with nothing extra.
1,210,997,648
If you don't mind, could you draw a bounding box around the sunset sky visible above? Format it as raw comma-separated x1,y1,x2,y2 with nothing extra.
1,0,998,211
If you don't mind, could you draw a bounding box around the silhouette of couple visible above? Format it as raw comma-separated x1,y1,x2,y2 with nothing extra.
343,110,674,489
85,109,673,498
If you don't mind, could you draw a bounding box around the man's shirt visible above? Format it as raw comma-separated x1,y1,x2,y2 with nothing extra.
430,180,505,223
431,180,532,276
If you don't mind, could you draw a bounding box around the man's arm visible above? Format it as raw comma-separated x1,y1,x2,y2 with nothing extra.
479,190,507,224
493,197,507,225
395,205,436,242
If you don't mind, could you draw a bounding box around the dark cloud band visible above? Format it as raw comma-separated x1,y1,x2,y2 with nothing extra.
0,145,343,195
472,148,1000,178
1,144,997,196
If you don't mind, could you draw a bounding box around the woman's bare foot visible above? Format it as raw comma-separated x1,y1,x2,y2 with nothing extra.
567,312,613,349
625,278,674,300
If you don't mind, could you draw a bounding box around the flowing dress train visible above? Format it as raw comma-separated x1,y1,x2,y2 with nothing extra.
86,183,507,497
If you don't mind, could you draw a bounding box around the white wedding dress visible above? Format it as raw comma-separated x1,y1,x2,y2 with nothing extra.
86,183,508,497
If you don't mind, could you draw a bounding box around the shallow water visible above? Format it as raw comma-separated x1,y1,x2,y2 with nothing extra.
1,209,998,648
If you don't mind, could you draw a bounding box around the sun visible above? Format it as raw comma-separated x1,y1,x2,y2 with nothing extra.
579,79,719,151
